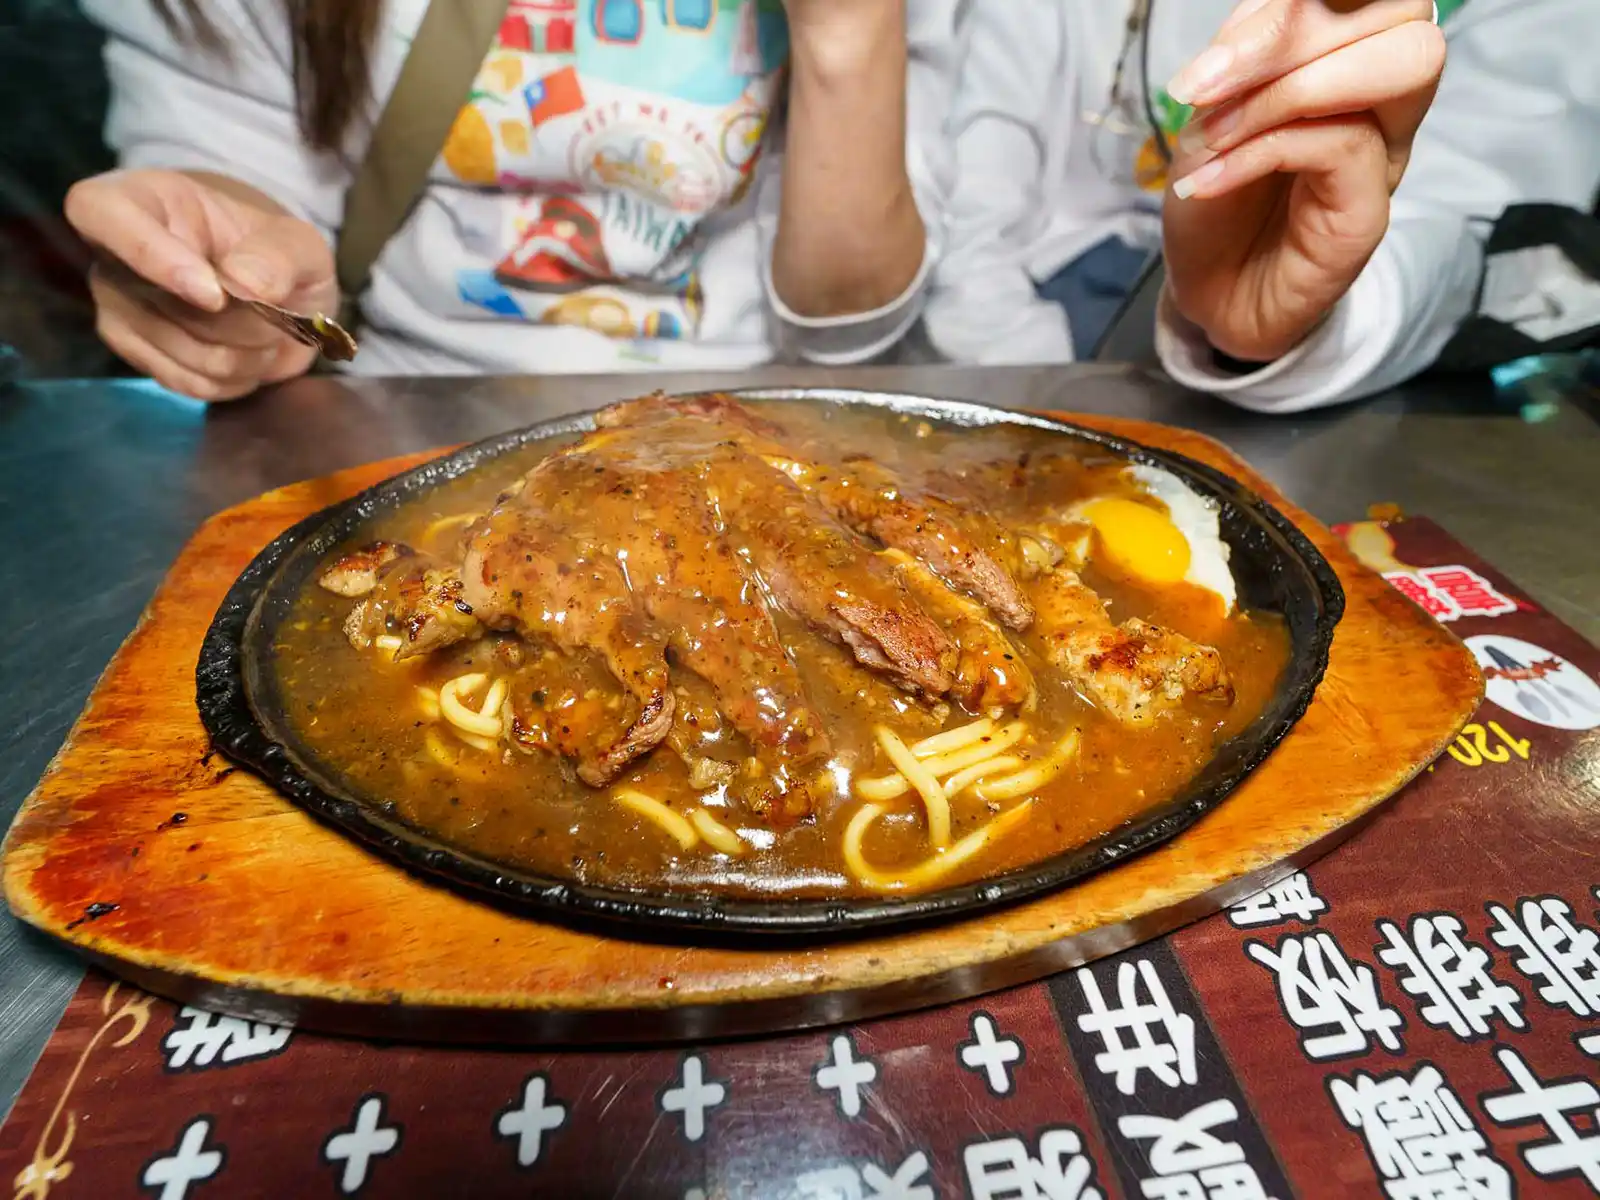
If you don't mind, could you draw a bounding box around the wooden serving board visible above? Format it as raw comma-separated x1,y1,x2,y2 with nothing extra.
2,415,1483,1043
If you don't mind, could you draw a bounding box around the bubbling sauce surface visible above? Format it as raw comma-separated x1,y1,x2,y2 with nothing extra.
274,402,1290,898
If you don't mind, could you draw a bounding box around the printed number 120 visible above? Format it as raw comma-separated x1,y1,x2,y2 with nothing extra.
1448,721,1532,767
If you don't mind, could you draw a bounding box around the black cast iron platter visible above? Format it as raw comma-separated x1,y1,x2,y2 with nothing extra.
197,388,1345,941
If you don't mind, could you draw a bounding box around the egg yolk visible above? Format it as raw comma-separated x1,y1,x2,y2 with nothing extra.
1080,498,1191,584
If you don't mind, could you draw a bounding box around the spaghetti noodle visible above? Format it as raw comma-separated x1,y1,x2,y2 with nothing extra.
440,673,504,739
689,809,745,856
842,800,1035,892
615,789,698,850
856,720,1028,802
974,730,1082,802
873,726,951,850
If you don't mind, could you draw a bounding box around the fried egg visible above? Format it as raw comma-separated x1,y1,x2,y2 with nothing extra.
1069,464,1236,614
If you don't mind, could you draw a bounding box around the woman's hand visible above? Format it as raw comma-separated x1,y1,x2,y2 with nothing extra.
1161,0,1446,364
66,168,337,401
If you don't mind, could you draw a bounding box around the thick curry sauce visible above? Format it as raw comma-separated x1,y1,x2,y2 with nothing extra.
272,402,1290,899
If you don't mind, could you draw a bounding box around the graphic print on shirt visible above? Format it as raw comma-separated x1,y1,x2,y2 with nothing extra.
440,0,790,342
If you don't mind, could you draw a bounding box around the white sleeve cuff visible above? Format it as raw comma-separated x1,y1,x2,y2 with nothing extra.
1154,250,1405,414
764,242,934,365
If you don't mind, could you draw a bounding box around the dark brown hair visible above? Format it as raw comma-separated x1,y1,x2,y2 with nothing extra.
156,0,383,152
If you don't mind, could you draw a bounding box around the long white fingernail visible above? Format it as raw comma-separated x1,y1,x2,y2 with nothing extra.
1168,45,1235,107
1172,158,1227,200
1176,123,1208,155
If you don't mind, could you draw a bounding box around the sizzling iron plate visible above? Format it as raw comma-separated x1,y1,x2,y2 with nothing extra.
197,390,1344,941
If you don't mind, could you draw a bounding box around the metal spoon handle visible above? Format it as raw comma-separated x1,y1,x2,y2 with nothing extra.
226,289,358,363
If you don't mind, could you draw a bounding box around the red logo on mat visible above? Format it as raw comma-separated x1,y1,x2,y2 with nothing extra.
1385,566,1519,622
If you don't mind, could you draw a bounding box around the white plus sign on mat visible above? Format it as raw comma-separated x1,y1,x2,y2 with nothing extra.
322,1095,401,1194
815,1033,878,1118
959,1013,1023,1095
496,1074,567,1167
661,1054,727,1143
141,1117,224,1200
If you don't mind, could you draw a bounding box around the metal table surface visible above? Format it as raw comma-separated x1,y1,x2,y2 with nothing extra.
2,361,1597,1122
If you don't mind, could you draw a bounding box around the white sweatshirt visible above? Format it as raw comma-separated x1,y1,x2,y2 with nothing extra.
82,0,961,376
924,0,1600,412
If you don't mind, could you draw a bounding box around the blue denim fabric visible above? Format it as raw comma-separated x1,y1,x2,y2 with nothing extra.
1034,236,1154,359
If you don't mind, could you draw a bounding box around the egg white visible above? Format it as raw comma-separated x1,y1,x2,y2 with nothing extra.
1124,464,1236,614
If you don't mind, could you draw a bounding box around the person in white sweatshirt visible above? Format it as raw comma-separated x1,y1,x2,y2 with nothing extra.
925,0,1600,413
65,0,960,396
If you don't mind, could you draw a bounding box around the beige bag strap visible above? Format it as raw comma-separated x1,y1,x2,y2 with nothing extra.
335,0,511,328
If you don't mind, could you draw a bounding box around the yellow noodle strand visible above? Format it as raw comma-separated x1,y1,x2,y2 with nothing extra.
416,687,440,722
921,722,1029,778
424,730,456,768
857,721,1028,802
910,718,995,760
422,512,478,542
690,809,745,856
975,730,1082,802
615,789,698,851
374,634,403,654
941,754,1024,798
479,678,508,726
440,674,502,738
874,726,950,850
855,774,915,803
843,801,1034,893
451,728,500,752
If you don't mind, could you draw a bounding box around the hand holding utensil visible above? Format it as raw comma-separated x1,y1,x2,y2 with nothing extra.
226,290,358,363
66,167,342,400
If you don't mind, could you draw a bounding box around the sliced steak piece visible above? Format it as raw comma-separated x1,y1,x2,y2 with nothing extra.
461,488,674,788
546,443,831,776
713,448,957,697
802,460,1036,632
601,393,1036,633
880,549,1035,712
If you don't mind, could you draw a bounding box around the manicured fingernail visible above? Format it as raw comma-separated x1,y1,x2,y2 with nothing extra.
1180,103,1243,154
176,265,223,309
1168,44,1235,106
1171,158,1227,200
1176,120,1207,155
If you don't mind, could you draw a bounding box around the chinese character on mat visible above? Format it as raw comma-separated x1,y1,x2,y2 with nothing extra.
1487,895,1600,1018
1229,872,1328,929
1481,1047,1600,1189
963,1129,1103,1200
1418,567,1519,618
161,1006,293,1071
1118,1099,1276,1200
796,1151,934,1200
1329,1064,1512,1199
1245,932,1405,1060
1075,959,1197,1095
1375,914,1525,1040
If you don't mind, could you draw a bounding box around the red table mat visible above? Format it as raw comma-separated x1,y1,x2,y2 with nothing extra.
5,517,1599,1200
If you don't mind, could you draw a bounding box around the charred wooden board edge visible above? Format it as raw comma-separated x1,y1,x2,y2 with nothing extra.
35,790,1404,1046
193,389,1346,940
